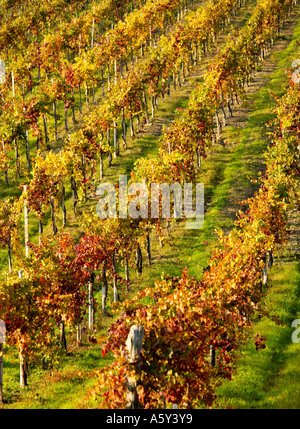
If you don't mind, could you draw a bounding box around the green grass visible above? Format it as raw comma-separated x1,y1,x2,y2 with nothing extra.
2,336,114,409
215,260,300,409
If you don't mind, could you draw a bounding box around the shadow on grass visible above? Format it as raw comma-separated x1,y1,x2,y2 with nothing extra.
215,261,300,409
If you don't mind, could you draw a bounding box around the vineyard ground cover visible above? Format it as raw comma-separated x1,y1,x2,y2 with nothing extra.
1,0,300,409
205,9,300,408
215,259,300,408
213,24,300,403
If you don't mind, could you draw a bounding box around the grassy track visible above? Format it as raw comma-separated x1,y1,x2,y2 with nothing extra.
1,2,300,409
215,259,300,408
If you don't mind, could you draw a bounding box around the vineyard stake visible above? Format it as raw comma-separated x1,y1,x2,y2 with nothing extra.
125,325,144,409
23,186,29,258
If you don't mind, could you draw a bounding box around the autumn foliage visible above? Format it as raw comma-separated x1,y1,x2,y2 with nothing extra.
83,64,300,409
0,0,299,409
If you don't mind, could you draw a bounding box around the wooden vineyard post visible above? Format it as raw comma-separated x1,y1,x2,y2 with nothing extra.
146,229,152,265
102,260,108,317
23,185,29,258
18,270,28,388
60,321,67,351
57,253,67,351
25,130,31,168
8,233,12,274
113,121,119,158
262,253,268,287
38,203,43,245
125,256,130,292
0,319,6,403
2,138,9,186
99,152,104,181
125,325,144,409
19,352,28,388
77,324,82,345
268,250,274,269
136,245,142,275
88,280,94,330
112,251,119,303
53,101,58,141
210,345,216,366
50,197,58,235
122,108,127,150
61,181,67,228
